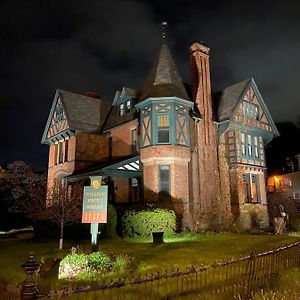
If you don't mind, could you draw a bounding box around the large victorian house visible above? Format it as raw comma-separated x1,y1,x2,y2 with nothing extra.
41,41,279,230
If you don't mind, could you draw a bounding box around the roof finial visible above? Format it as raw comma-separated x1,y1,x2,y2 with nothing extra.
161,21,168,39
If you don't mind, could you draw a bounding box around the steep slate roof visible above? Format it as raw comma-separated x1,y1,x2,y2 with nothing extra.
214,78,251,122
41,89,103,143
140,42,190,101
58,89,102,131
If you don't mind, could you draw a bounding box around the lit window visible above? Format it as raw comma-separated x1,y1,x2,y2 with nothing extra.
120,100,131,115
254,136,259,158
247,135,252,156
120,103,125,115
241,133,246,155
126,100,131,110
243,101,259,120
159,165,170,194
157,114,169,143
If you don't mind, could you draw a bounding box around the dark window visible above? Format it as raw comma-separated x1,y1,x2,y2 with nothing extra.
131,128,137,153
159,165,170,194
108,136,112,160
64,139,69,162
54,144,58,165
243,173,251,203
58,142,64,164
251,174,259,203
157,114,169,143
243,173,260,203
129,178,139,203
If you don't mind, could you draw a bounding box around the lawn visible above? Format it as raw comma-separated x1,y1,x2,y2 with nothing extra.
0,232,299,296
0,233,299,298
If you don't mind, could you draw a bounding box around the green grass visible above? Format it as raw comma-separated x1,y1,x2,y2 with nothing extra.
0,232,299,296
244,268,300,300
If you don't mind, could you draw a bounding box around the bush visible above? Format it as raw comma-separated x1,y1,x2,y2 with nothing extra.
59,254,88,279
88,252,112,271
59,251,136,280
122,208,176,237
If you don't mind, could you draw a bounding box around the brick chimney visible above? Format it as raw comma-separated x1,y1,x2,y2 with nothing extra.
190,42,213,144
85,91,100,99
189,42,223,226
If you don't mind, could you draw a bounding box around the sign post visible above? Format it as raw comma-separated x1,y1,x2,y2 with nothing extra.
82,176,108,248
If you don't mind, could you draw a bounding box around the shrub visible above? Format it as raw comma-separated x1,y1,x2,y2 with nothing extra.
88,252,112,271
59,251,136,280
59,254,88,279
122,208,176,237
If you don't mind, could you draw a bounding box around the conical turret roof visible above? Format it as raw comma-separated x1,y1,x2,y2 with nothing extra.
140,43,189,101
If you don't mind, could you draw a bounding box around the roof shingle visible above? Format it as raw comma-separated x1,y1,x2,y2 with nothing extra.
140,43,189,101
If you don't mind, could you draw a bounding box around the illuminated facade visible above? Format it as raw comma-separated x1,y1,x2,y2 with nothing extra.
42,42,279,230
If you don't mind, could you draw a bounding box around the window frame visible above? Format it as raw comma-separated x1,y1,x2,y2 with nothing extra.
119,100,131,116
58,141,64,164
157,113,170,144
159,165,170,194
64,139,69,162
131,128,137,153
242,101,259,120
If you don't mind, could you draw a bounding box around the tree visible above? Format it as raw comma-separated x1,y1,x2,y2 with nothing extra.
24,183,83,249
0,166,11,230
0,161,46,229
5,161,46,213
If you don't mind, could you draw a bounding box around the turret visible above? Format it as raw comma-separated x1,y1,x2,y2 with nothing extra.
136,43,193,213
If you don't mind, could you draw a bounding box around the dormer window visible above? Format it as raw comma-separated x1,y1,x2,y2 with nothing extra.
119,100,131,116
126,100,131,111
120,103,125,115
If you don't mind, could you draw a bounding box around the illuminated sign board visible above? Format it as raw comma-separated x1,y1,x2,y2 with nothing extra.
82,183,108,224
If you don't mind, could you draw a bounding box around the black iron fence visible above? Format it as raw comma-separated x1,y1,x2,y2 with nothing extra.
37,241,300,300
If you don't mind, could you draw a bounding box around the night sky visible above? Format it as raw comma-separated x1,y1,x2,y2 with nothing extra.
1,0,300,171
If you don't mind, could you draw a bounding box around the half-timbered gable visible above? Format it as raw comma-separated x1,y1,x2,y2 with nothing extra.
42,89,103,190
216,78,279,168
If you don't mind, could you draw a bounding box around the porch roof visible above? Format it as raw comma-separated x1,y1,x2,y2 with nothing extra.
65,155,141,182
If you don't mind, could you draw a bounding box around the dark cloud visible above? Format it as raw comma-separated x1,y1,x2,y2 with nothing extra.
0,0,299,170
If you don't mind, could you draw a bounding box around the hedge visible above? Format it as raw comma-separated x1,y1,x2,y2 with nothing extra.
122,208,176,237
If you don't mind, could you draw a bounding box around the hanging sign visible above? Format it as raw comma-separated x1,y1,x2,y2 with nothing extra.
82,176,108,223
